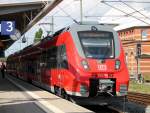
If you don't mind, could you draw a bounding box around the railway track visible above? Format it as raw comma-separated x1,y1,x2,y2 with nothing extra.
83,105,123,113
128,92,150,106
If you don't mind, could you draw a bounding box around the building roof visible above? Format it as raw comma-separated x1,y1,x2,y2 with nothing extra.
117,25,150,32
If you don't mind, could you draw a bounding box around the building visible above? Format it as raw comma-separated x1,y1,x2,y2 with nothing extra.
118,26,150,77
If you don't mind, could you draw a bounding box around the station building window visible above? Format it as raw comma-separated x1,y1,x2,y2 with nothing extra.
141,30,148,41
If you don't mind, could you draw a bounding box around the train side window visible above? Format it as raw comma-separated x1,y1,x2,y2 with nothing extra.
57,45,68,69
28,60,35,74
47,46,58,68
41,50,47,68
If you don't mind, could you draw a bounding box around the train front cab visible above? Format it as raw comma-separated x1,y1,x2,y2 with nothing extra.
58,24,129,105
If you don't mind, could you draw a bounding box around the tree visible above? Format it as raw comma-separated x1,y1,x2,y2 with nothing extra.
34,28,43,43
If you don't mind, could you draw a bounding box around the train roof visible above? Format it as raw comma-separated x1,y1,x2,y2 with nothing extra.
8,22,116,58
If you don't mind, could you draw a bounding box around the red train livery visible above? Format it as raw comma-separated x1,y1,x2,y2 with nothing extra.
7,23,129,105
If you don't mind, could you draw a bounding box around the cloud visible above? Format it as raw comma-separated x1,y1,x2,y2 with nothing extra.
4,0,150,56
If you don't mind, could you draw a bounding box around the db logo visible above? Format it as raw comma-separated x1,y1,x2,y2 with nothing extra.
98,65,107,71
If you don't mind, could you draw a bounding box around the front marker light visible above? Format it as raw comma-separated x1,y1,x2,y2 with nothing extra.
115,60,121,70
81,60,90,70
80,84,88,95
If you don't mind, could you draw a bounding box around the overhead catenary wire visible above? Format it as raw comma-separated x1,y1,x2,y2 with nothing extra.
100,0,150,21
50,0,75,16
42,0,80,32
101,1,150,25
121,7,149,18
119,0,150,20
52,0,103,25
85,7,147,22
101,0,150,3
108,6,150,21
84,0,102,16
38,1,76,34
85,15,148,19
84,0,150,22
57,6,80,24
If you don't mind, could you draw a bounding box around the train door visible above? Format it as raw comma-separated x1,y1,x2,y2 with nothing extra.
36,53,42,83
39,50,47,85
47,47,58,92
41,50,50,86
57,45,68,89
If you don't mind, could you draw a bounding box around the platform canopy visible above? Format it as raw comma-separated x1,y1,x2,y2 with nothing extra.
0,0,62,57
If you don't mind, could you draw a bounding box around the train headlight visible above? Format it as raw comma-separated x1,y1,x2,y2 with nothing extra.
81,60,89,70
115,60,121,70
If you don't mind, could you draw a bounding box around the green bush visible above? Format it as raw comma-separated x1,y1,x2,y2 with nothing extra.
34,28,43,43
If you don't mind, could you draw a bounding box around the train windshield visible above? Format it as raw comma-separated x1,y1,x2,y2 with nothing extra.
78,31,114,59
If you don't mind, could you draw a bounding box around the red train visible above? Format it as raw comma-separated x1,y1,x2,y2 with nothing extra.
7,23,129,105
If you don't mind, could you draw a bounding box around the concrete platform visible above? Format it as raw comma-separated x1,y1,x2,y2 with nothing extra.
0,75,51,113
0,73,93,113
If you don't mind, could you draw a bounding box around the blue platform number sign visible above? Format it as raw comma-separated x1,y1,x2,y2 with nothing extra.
1,21,15,35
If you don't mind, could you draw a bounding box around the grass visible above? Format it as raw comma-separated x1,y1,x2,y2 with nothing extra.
129,80,150,94
143,74,150,81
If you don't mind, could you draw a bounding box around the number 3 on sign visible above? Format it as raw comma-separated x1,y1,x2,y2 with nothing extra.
6,22,13,32
1,21,15,35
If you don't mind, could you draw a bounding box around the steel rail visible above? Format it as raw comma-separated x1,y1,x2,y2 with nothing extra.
128,92,150,106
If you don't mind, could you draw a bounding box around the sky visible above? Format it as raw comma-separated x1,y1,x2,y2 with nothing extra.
1,0,150,56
